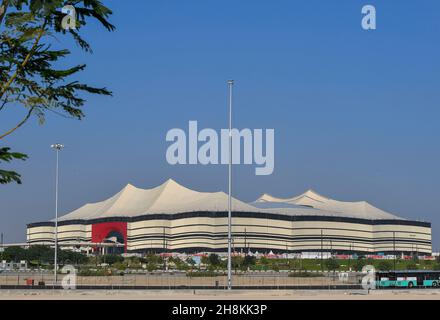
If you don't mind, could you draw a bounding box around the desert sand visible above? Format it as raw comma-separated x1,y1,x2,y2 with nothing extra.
0,289,440,300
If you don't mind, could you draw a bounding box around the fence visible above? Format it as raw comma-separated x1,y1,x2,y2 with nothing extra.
0,271,363,289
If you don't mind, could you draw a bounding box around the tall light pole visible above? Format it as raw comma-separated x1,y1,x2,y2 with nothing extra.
393,231,396,272
320,229,323,272
51,143,64,286
227,80,234,290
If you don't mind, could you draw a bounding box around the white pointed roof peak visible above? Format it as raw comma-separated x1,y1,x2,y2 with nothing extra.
257,193,281,202
155,178,195,195
299,189,329,202
304,189,325,197
164,178,177,185
123,182,136,189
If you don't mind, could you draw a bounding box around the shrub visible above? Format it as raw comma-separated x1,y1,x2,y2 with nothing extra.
243,255,256,267
232,256,244,269
186,271,225,277
288,272,323,277
146,263,157,272
432,263,440,270
78,268,107,276
406,262,418,270
145,254,163,265
377,260,393,271
353,259,367,272
325,258,339,271
208,254,221,266
102,254,124,265
112,262,127,271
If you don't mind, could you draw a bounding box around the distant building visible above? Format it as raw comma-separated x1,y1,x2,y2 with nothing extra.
27,179,431,255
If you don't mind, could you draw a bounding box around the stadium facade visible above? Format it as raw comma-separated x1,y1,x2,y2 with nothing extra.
26,179,432,254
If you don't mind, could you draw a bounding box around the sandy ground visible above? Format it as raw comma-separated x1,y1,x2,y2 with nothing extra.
1,289,440,300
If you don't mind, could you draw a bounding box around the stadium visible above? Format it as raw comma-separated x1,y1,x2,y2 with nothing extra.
26,179,432,255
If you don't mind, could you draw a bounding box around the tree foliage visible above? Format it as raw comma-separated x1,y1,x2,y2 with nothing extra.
1,245,87,265
353,258,366,272
377,260,393,271
208,253,221,266
1,245,27,261
101,254,124,265
0,0,114,184
0,146,27,183
243,255,256,267
324,257,339,271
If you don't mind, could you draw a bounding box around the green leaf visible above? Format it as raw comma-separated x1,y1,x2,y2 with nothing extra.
0,147,28,184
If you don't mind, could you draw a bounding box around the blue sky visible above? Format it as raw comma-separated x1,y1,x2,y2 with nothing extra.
1,0,440,248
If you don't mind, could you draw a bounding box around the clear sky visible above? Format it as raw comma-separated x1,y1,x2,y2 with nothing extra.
1,0,439,248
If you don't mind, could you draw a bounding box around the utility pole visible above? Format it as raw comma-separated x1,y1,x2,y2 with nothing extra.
393,231,396,272
227,80,234,290
348,242,352,271
163,226,166,253
163,227,166,271
244,228,247,254
51,143,64,286
330,240,333,257
320,229,323,272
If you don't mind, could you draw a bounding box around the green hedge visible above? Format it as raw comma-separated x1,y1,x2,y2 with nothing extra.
186,271,225,277
288,272,324,277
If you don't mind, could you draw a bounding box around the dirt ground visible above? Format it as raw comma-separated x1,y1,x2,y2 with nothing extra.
0,289,440,300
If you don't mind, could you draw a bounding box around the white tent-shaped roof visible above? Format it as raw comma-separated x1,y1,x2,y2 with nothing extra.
254,189,399,220
58,179,258,221
57,179,401,222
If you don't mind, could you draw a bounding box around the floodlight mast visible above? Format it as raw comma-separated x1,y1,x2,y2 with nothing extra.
227,80,234,290
51,143,64,286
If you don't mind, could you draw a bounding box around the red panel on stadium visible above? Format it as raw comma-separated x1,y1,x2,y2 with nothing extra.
91,222,127,252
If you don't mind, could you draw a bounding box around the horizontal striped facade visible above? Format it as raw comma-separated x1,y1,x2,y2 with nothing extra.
26,212,432,254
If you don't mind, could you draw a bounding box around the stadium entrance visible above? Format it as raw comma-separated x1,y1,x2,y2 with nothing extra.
91,221,127,253
104,230,125,254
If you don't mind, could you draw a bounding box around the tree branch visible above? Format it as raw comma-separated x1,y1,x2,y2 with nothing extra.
0,106,35,140
0,94,8,111
0,0,9,27
0,20,47,101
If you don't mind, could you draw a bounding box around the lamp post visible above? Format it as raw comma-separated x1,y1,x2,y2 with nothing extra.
393,231,396,272
348,242,352,271
51,143,64,286
227,80,234,290
410,234,416,259
320,229,323,272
